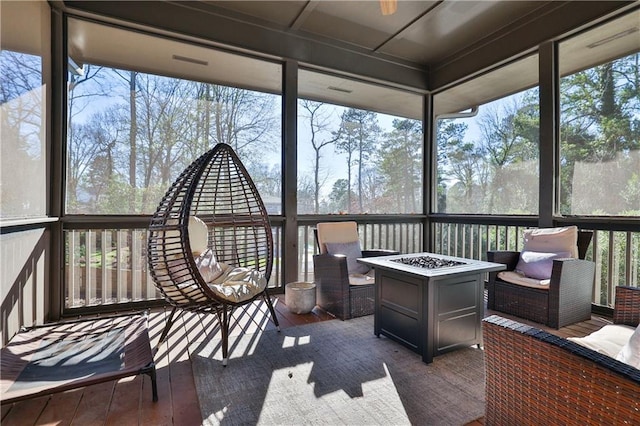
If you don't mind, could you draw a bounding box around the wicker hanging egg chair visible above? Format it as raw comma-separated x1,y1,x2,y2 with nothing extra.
148,143,279,366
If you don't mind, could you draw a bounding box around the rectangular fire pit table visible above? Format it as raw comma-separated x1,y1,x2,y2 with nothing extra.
358,253,505,363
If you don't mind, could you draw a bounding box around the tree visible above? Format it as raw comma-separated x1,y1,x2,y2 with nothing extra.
445,139,482,212
206,85,278,162
334,108,379,212
196,84,280,202
133,75,193,212
359,165,385,212
378,119,422,213
299,100,338,213
296,173,316,214
66,64,109,211
71,108,124,212
435,120,468,212
477,93,538,213
246,161,282,214
560,52,640,215
128,71,138,211
327,178,350,213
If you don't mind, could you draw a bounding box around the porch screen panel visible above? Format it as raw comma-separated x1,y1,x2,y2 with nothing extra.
0,1,48,220
65,18,283,216
64,18,284,308
433,54,540,215
558,10,640,217
297,69,424,215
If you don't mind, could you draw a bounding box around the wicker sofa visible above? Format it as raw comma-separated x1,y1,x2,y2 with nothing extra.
482,286,640,425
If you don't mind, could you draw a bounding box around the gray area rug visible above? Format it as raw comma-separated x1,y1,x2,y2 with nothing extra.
190,316,485,425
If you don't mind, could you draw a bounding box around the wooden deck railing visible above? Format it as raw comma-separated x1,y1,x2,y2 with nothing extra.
432,220,640,308
63,217,637,311
296,218,424,284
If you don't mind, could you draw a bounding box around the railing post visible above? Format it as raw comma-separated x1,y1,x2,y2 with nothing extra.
282,60,298,287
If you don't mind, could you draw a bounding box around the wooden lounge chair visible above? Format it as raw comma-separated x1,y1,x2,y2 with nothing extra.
1,313,157,405
482,286,640,424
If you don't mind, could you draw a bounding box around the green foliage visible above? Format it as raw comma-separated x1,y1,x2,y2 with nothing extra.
436,52,639,217
377,119,423,213
333,108,381,213
327,178,350,213
437,89,540,214
559,52,640,215
297,104,424,214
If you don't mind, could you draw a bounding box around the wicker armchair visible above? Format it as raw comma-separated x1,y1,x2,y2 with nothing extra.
148,143,279,366
487,229,595,329
313,222,398,320
482,286,640,425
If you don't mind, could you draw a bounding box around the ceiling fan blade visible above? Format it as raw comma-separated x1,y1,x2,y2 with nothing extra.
380,0,397,16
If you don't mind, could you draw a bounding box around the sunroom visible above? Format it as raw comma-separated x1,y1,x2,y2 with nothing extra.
2,1,639,424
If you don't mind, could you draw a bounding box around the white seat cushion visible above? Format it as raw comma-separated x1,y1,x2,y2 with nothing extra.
207,264,267,303
195,248,223,283
568,324,635,358
348,269,375,286
325,240,370,275
497,271,550,289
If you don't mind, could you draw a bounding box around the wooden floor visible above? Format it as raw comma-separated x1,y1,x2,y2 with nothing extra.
1,294,611,426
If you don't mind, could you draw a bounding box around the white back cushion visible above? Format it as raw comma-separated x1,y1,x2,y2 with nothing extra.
316,222,360,254
522,226,579,259
617,324,640,369
568,324,635,358
189,216,209,255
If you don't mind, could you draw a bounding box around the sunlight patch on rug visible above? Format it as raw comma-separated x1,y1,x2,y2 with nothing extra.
190,316,484,425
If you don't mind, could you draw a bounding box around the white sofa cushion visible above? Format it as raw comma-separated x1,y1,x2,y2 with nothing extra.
207,264,267,303
316,221,360,254
616,323,640,369
188,215,209,255
158,215,209,256
195,248,223,283
567,324,635,358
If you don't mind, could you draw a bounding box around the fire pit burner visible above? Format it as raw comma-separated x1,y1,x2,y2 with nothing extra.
391,256,465,269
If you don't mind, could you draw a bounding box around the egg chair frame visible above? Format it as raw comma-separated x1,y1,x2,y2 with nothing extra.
147,143,279,366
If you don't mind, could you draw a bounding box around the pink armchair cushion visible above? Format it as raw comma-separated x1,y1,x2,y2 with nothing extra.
515,250,572,280
325,241,370,275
